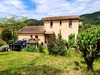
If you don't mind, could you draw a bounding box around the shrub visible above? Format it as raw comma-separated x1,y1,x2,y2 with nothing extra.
0,38,7,44
1,28,12,43
48,30,67,56
68,34,75,48
22,45,37,52
63,40,67,46
47,35,56,55
0,45,9,52
9,40,13,44
0,43,3,47
38,43,43,52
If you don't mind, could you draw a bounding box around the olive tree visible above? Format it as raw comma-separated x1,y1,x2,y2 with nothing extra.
76,26,100,71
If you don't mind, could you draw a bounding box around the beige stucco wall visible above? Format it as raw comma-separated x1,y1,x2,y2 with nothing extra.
18,33,45,44
44,20,79,41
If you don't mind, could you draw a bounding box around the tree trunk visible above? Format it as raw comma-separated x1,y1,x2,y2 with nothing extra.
84,57,94,71
12,29,15,51
83,49,94,71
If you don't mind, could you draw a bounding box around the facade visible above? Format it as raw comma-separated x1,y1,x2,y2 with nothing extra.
18,26,45,44
18,15,79,45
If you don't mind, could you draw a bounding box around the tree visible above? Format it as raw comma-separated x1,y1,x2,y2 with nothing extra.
1,28,12,44
24,19,44,26
56,30,66,56
76,25,100,71
48,30,66,56
47,35,56,55
0,16,27,51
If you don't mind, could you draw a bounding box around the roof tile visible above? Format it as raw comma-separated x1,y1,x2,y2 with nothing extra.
18,26,45,34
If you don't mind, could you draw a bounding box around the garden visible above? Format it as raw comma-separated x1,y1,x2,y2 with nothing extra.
0,16,100,75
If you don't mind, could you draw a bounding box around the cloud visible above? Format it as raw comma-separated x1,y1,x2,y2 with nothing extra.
0,0,100,19
30,0,100,19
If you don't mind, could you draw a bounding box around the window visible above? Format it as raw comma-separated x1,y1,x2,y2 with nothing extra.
60,21,62,26
50,21,53,28
47,35,49,39
30,35,33,38
35,36,38,39
69,21,72,27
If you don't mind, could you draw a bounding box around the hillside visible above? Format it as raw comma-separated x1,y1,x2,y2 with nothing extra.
24,19,44,26
80,11,100,25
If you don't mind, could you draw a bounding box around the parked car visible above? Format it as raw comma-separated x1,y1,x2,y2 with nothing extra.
9,40,26,51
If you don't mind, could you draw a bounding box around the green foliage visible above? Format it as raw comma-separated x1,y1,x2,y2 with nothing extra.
79,24,92,32
63,40,67,46
24,19,44,26
76,26,100,71
0,44,9,52
48,30,67,56
8,40,13,44
80,11,100,25
0,43,3,47
0,16,27,51
13,32,18,41
38,43,44,52
77,26,100,51
1,28,12,43
22,45,38,52
47,35,56,54
68,34,75,48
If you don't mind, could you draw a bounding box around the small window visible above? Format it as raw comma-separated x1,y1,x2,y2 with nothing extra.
35,36,38,39
50,21,53,28
47,35,49,39
69,21,72,27
60,21,62,26
30,35,33,38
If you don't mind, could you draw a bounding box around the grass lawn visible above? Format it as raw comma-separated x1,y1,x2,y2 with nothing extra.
0,51,100,75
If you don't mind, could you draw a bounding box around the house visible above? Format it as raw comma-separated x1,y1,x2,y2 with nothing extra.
18,15,79,45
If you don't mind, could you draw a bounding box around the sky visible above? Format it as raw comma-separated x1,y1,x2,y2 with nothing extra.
0,0,100,20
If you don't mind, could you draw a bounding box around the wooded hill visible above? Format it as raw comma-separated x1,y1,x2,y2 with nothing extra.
80,11,100,25
24,11,100,26
24,19,44,26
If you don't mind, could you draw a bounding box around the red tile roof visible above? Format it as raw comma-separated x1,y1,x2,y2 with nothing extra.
18,26,45,34
44,15,79,21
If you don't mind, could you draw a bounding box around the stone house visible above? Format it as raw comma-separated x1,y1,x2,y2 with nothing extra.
18,15,79,45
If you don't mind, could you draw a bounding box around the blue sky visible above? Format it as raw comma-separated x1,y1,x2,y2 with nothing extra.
0,0,100,19
21,0,36,10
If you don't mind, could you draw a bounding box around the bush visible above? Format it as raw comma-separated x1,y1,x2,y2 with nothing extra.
22,45,38,52
48,30,67,56
1,28,12,43
68,34,75,48
9,40,13,44
0,45,9,52
0,38,7,44
0,43,3,47
38,43,43,52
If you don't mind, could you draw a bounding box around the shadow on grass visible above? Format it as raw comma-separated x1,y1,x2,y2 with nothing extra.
80,61,86,64
74,61,79,66
81,69,100,75
0,64,63,75
0,53,9,56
